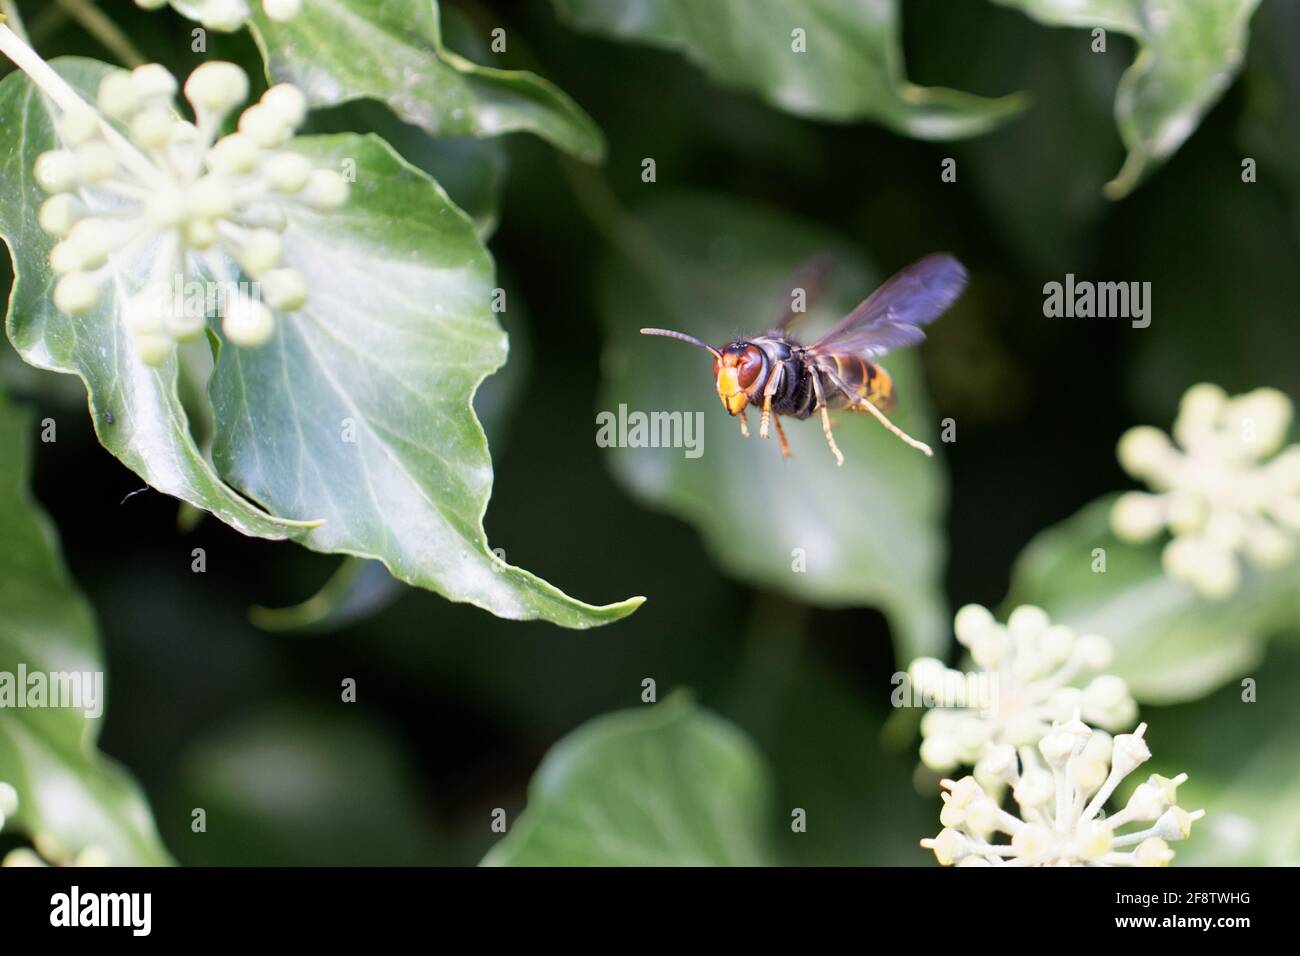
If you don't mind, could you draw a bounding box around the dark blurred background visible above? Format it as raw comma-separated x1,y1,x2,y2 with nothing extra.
3,0,1297,864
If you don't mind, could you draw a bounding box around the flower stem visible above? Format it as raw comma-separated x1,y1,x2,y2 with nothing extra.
54,0,146,68
0,22,157,182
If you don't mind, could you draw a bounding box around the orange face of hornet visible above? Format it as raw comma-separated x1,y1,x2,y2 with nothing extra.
712,345,763,415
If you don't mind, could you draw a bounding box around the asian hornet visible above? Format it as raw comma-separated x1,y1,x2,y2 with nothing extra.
640,252,967,465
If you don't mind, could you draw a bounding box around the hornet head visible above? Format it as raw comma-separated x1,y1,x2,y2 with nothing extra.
639,328,763,416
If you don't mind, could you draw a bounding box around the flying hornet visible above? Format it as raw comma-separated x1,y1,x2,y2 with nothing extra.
641,252,967,465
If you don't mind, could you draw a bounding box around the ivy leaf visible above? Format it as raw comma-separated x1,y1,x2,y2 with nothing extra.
245,0,605,162
0,391,170,865
552,0,1024,139
208,133,640,628
992,0,1262,198
597,193,949,661
1143,647,1300,866
0,60,316,543
1006,496,1300,704
0,60,641,628
482,693,773,866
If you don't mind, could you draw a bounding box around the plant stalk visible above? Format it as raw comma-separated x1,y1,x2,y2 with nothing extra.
0,22,158,182
54,0,147,68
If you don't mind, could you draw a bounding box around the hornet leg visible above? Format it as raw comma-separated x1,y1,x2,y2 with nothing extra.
810,372,845,467
738,408,750,438
773,414,791,459
758,364,784,439
822,368,933,457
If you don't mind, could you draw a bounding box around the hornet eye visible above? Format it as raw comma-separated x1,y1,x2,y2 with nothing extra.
736,346,763,388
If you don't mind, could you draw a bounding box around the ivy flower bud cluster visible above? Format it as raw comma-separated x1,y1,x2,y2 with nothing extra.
1111,383,1300,599
34,61,348,364
921,718,1205,866
134,0,303,31
909,604,1137,779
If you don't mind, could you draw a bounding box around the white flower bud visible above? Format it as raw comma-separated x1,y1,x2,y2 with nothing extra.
1117,426,1172,478
236,228,283,275
134,0,169,9
38,194,81,237
1007,605,1050,640
953,603,993,646
207,133,262,175
57,109,101,146
97,71,142,119
1081,674,1136,730
130,108,176,149
48,241,83,275
264,152,313,192
1076,819,1112,861
73,846,113,868
34,150,79,193
74,142,118,183
125,290,167,335
165,306,208,342
969,625,1009,669
1,848,46,867
133,330,173,366
1012,769,1054,808
1111,724,1152,779
264,0,303,22
261,84,307,127
54,273,101,315
259,268,308,311
923,828,967,866
918,734,959,773
1110,491,1165,542
0,782,17,817
67,217,115,269
222,294,274,346
185,61,250,116
132,63,179,102
1073,633,1114,671
200,0,250,31
1189,544,1239,599
1134,837,1174,867
1010,823,1052,863
238,104,291,147
302,169,349,209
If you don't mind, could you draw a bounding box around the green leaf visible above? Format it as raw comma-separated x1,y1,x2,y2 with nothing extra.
0,60,315,543
482,692,773,866
1006,496,1300,704
305,100,507,243
207,133,640,627
596,192,948,660
1140,646,1300,865
167,705,440,865
245,0,605,162
0,390,170,865
0,60,640,629
552,0,1024,139
992,0,1262,198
